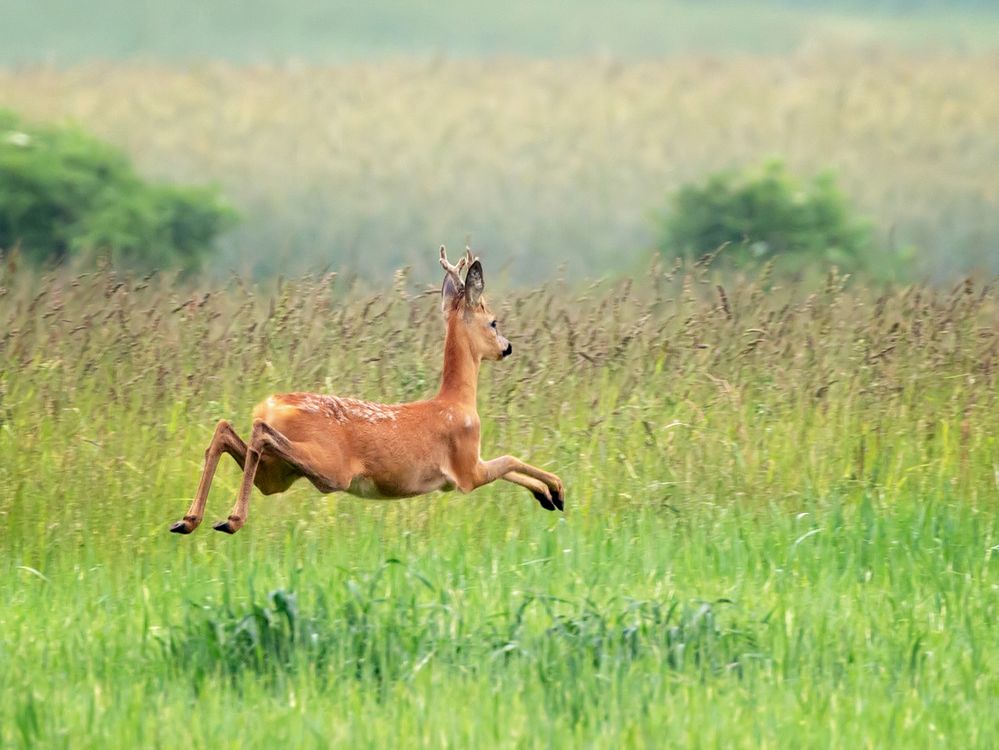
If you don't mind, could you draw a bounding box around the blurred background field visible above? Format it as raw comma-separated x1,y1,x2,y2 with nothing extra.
1,1,998,282
3,0,999,62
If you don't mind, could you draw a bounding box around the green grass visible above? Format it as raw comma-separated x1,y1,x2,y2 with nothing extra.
2,262,999,746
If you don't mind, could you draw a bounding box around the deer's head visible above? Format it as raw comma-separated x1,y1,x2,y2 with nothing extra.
440,245,512,362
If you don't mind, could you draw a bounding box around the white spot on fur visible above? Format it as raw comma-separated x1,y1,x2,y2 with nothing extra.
288,394,399,424
464,415,472,429
278,393,401,424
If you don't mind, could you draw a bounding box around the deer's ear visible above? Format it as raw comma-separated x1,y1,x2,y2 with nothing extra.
441,274,461,314
464,260,484,307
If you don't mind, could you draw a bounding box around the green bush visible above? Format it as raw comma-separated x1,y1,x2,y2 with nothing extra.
657,161,874,273
0,109,236,271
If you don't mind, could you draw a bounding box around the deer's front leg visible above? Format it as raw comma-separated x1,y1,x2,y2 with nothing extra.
502,471,561,511
473,456,564,511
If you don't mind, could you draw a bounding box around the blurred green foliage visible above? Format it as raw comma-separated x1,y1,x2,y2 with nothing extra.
658,162,877,274
0,109,236,271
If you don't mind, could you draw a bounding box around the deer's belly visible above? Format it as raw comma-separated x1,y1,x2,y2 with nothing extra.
345,471,457,499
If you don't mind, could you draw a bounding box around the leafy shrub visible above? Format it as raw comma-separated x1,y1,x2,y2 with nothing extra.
0,109,236,271
657,161,873,273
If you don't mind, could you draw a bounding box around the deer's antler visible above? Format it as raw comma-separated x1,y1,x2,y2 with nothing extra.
440,245,468,288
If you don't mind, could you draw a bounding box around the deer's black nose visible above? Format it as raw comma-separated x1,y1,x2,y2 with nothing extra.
502,343,513,358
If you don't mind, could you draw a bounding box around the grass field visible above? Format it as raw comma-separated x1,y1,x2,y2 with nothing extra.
3,53,998,283
3,260,999,747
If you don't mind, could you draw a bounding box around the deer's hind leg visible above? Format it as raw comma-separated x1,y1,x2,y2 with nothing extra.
170,420,248,534
213,420,352,535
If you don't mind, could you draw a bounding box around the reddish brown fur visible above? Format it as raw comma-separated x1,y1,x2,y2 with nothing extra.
170,249,564,535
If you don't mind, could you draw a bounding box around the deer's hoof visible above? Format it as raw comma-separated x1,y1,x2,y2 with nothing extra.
550,487,565,512
212,518,240,534
170,518,197,534
532,489,557,512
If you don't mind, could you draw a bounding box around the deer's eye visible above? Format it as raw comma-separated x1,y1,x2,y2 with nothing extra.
490,320,498,329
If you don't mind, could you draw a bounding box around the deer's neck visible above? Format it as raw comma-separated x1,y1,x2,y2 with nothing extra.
437,319,480,407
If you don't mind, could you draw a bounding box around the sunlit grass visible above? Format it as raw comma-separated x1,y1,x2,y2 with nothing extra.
2,262,999,746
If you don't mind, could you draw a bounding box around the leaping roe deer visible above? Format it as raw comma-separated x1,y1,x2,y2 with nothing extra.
170,246,565,535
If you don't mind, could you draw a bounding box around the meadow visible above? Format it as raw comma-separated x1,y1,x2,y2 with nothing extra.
3,259,999,747
2,51,998,282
